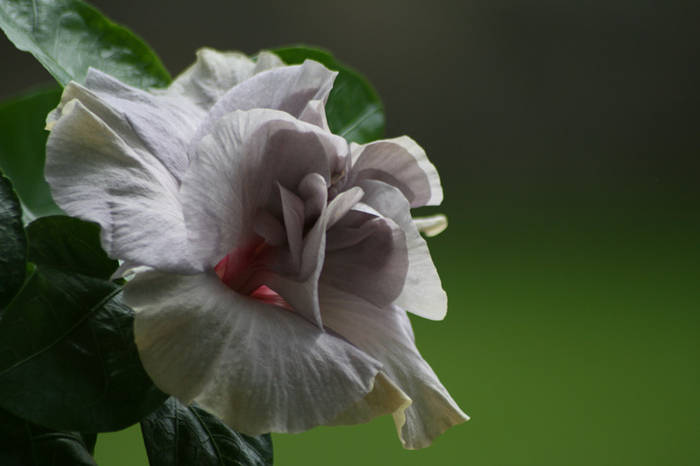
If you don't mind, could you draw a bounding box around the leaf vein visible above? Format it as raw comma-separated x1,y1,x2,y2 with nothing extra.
191,407,226,466
0,285,122,378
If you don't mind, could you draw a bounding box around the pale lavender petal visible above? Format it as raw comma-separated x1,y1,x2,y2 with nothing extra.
165,48,283,111
329,372,412,427
46,82,151,155
208,59,335,121
263,186,364,328
126,270,408,435
349,136,443,207
298,99,330,131
325,187,365,229
191,60,338,146
85,68,204,181
298,172,328,222
322,206,409,308
357,180,447,320
303,188,363,279
278,183,304,271
325,216,386,252
320,285,469,449
45,99,194,273
253,51,286,74
252,210,286,246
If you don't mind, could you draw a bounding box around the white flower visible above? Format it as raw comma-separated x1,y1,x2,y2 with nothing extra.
45,49,468,449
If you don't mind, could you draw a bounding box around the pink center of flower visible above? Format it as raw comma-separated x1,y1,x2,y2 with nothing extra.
214,238,292,310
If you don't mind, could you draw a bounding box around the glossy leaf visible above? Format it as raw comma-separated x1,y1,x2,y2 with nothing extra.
0,220,167,432
141,398,273,466
0,85,63,221
26,216,118,280
0,407,97,465
273,46,385,144
0,171,26,308
0,0,170,88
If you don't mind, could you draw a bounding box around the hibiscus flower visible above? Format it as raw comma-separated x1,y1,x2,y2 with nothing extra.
44,48,468,449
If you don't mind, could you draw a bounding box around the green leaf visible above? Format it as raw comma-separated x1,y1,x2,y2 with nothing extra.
0,217,167,431
273,46,385,144
0,0,170,88
0,407,97,465
0,266,167,432
0,85,63,221
0,170,26,309
141,398,273,466
26,216,118,280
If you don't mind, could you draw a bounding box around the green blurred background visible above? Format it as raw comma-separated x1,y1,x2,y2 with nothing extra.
1,0,698,464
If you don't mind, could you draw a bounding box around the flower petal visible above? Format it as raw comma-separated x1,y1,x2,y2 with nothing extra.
357,180,447,320
180,108,346,270
329,372,412,428
413,214,448,237
322,205,409,308
191,59,338,147
165,48,283,111
261,186,364,328
349,136,443,207
298,99,330,131
83,68,204,181
278,183,305,271
46,82,151,153
45,99,194,273
319,285,469,449
126,270,408,435
299,172,328,222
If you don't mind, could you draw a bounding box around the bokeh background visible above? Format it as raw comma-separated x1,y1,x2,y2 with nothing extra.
2,0,699,464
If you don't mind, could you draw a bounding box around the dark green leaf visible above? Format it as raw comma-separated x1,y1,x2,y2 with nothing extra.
0,265,167,432
273,46,385,144
0,170,26,309
141,398,273,466
0,205,165,432
0,0,170,88
0,85,63,221
26,216,118,280
0,407,97,465
0,408,97,455
3,407,98,456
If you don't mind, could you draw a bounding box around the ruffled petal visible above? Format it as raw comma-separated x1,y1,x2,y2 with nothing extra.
126,270,409,435
164,48,283,111
262,186,363,328
191,59,338,147
319,285,469,449
180,108,346,270
298,99,330,131
278,184,305,271
357,180,447,320
329,372,412,427
349,136,443,207
322,204,409,308
45,99,194,273
63,50,283,183
84,68,204,181
47,82,154,155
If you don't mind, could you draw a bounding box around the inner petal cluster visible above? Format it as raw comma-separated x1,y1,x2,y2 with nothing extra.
211,149,409,325
213,172,331,308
